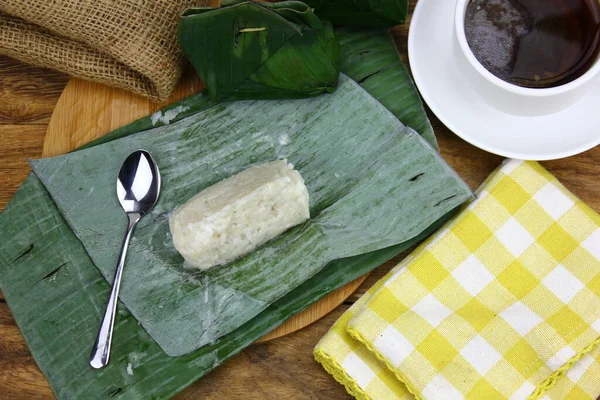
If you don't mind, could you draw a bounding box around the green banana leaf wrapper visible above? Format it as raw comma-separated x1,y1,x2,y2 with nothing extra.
0,30,460,399
30,75,468,358
178,0,340,101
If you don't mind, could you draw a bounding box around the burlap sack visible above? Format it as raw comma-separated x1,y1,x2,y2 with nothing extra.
0,0,208,101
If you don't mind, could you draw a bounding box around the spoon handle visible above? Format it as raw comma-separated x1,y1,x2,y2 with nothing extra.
89,213,140,369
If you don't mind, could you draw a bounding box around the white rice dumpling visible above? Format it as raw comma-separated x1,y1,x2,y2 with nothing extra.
169,160,310,270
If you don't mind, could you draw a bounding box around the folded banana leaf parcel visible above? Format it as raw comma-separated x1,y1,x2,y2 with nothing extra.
29,74,470,356
0,47,471,400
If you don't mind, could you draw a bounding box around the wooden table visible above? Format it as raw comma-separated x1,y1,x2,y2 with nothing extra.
1,2,599,398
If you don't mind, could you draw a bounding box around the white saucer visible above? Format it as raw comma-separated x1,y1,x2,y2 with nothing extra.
408,0,600,160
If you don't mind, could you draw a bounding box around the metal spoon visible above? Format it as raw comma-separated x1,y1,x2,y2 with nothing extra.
89,150,161,369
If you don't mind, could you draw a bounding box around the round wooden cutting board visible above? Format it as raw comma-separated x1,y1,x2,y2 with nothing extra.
43,73,367,343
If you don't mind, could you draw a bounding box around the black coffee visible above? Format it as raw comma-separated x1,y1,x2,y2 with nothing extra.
465,0,600,88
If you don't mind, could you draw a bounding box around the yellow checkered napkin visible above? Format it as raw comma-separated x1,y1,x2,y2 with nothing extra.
315,160,600,400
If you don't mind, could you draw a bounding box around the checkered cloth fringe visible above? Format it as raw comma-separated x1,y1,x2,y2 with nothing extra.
315,160,600,400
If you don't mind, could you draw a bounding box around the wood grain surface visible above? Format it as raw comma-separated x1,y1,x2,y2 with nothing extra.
1,1,600,398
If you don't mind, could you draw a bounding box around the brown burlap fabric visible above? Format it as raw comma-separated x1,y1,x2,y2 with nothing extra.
0,0,208,101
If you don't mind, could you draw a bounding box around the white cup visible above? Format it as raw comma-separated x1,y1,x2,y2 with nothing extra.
453,0,600,116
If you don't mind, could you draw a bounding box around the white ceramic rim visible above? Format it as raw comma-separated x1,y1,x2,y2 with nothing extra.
454,0,600,97
408,0,600,160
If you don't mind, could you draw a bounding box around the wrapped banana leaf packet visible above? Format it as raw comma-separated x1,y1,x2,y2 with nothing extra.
0,1,472,398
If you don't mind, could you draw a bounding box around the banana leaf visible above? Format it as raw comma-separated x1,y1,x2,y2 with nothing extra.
30,76,470,357
0,174,454,399
83,29,436,149
302,0,408,27
336,28,436,148
178,0,340,101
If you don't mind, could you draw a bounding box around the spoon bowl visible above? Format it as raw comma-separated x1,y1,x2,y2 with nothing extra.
116,150,161,215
